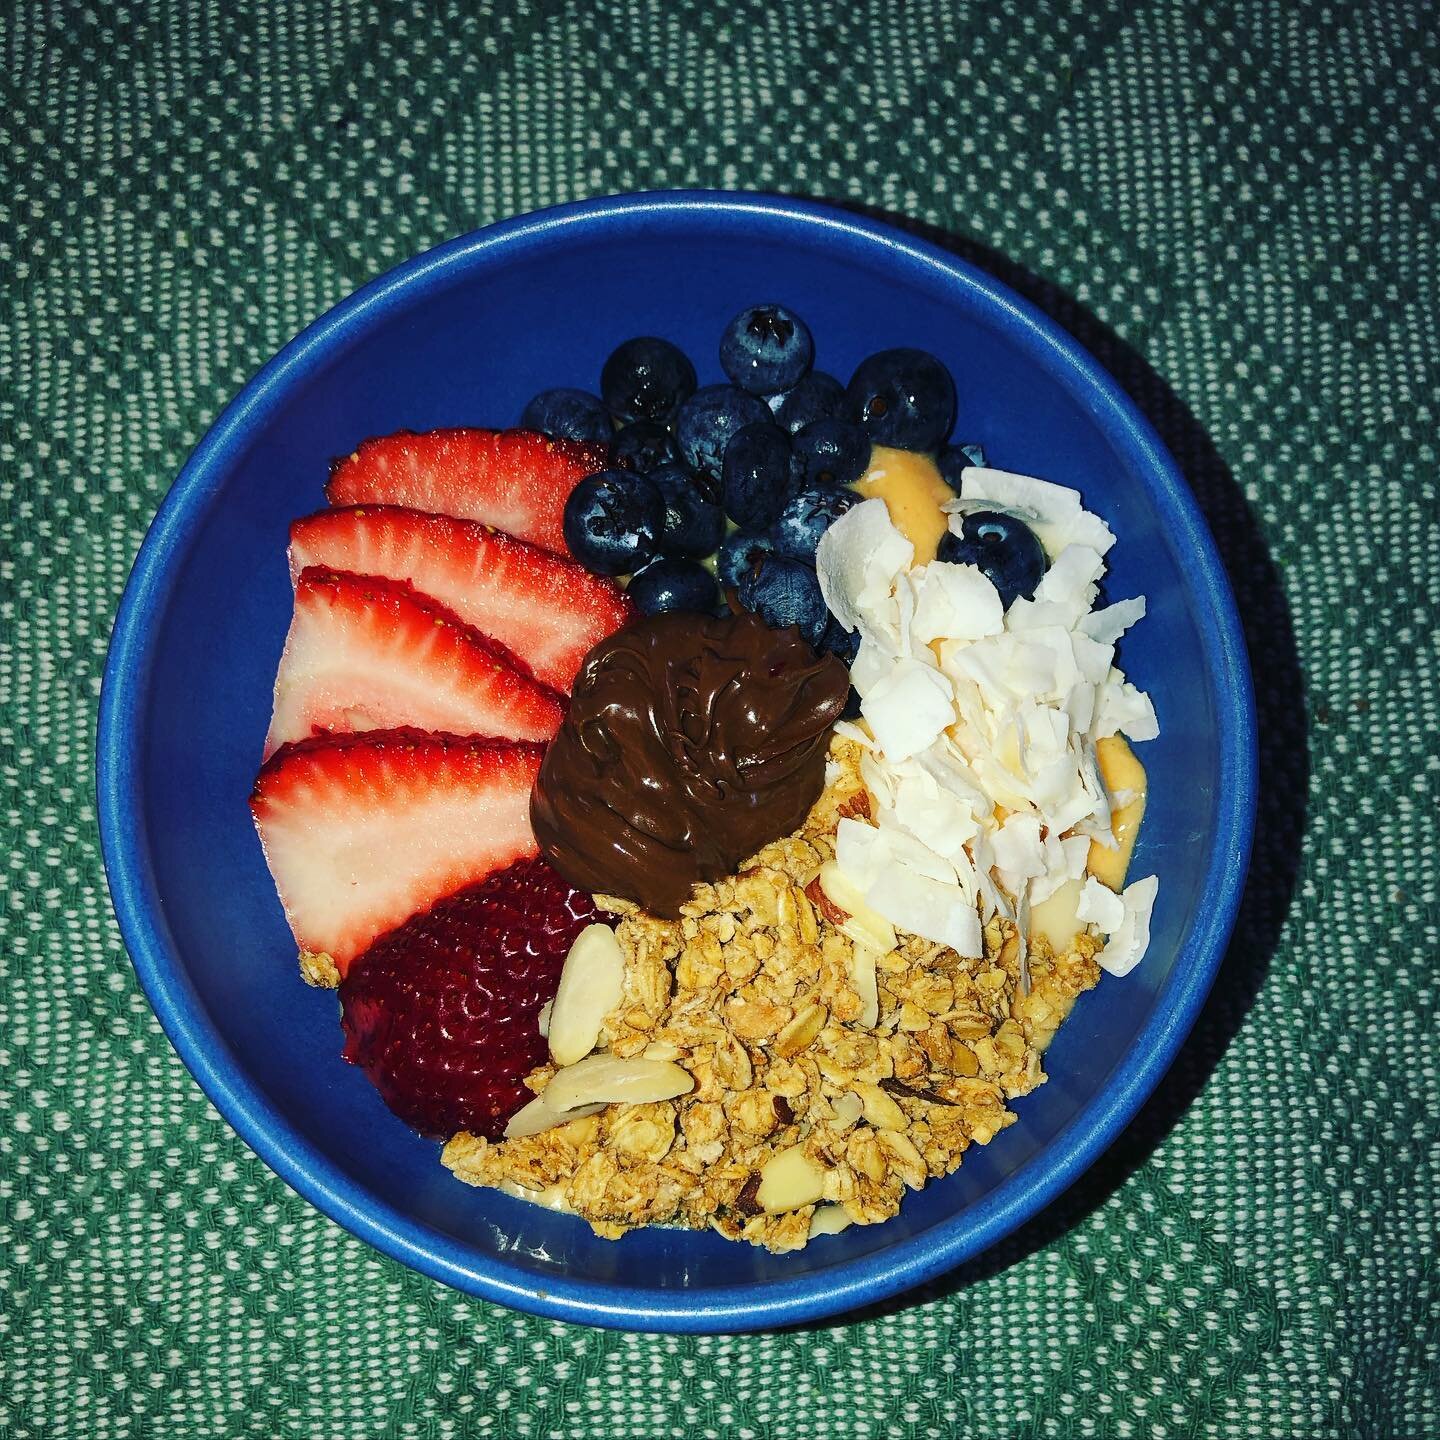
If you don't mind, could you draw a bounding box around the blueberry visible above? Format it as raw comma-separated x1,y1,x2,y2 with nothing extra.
628,558,719,616
937,441,987,494
936,510,1046,608
774,371,855,433
649,463,725,559
562,469,664,576
673,384,772,481
717,529,779,592
736,555,829,648
820,618,861,666
847,348,957,452
520,387,613,444
719,303,814,394
790,418,871,490
720,421,794,530
600,337,698,425
610,420,678,475
773,485,859,562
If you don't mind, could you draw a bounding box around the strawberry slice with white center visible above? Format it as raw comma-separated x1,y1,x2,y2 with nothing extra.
288,505,633,694
263,568,565,758
325,428,607,555
250,728,543,975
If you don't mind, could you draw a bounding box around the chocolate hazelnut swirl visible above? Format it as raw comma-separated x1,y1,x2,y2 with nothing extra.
531,611,849,917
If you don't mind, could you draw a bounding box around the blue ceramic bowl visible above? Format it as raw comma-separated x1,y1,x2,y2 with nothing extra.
98,192,1255,1332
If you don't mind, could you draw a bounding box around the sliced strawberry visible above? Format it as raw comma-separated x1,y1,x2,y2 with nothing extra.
325,428,607,555
263,568,565,757
288,506,634,694
250,728,543,974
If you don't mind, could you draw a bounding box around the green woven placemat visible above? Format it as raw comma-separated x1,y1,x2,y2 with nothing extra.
2,1,1436,1435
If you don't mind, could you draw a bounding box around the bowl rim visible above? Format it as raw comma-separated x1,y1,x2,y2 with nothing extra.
97,189,1257,1333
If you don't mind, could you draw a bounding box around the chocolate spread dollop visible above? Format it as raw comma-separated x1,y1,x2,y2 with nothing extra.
531,611,849,917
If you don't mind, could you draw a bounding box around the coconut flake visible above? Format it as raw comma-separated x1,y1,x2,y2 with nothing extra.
991,813,1045,881
910,563,1005,645
1006,597,1084,633
861,659,955,763
833,718,875,749
888,770,981,862
1070,630,1116,686
1031,834,1092,905
1076,875,1126,932
1080,596,1147,646
1006,629,1082,704
835,817,890,888
1096,875,1159,976
869,818,959,884
816,499,914,633
850,636,895,698
858,749,895,809
941,632,1012,700
1095,672,1160,742
864,866,983,957
1032,544,1106,621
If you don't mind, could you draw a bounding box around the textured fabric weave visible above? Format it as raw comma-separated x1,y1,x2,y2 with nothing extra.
2,2,1436,1436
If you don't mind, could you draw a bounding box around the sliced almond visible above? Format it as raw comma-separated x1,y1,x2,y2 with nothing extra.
496,1179,573,1213
949,1042,981,1077
756,1145,827,1213
713,1034,753,1090
772,1002,827,1059
803,875,849,929
877,1129,928,1188
855,1081,908,1131
817,861,897,952
502,1095,606,1140
827,1092,864,1131
792,886,820,943
536,1000,553,1039
848,943,882,1028
808,1204,854,1239
543,1054,694,1112
547,923,627,1066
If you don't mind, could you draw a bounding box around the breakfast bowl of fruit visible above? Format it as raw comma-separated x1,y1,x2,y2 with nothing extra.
97,191,1255,1331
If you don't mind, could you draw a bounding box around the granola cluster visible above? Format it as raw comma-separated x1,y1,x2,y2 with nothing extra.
442,737,1102,1252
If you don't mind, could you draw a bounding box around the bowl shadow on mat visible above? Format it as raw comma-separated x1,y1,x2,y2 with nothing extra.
793,201,1308,1330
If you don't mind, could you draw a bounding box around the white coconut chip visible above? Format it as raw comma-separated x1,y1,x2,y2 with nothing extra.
1080,596,1147,646
835,817,890,888
860,658,955,763
1095,875,1159,977
863,865,983,958
1076,875,1126,932
909,562,1005,645
850,636,895,698
815,498,914,633
1094,672,1160,743
1031,544,1106,621
833,718,876,749
887,770,981,863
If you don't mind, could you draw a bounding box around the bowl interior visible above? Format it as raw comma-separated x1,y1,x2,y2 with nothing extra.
105,197,1248,1328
